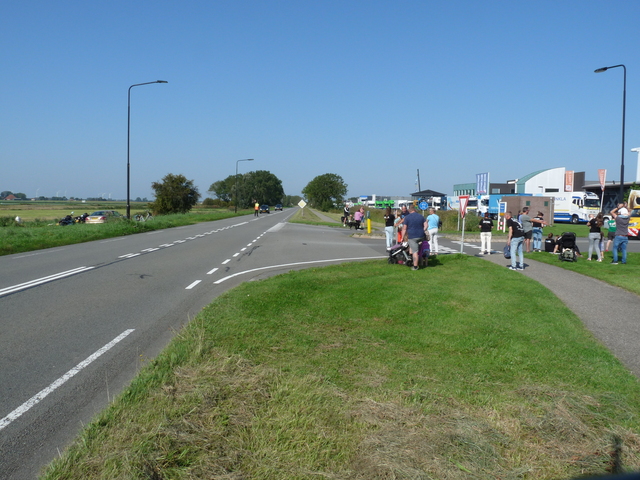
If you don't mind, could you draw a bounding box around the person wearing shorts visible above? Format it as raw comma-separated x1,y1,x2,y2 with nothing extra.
401,205,428,270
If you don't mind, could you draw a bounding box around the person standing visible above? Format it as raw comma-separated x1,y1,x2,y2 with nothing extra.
519,207,544,253
401,205,428,270
426,208,440,255
587,213,604,262
254,201,260,217
394,209,404,243
506,211,525,270
383,207,395,249
605,215,617,252
532,211,545,252
342,204,350,227
610,203,630,264
478,212,494,254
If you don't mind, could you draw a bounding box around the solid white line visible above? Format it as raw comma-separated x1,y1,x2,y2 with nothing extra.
207,267,218,275
0,329,135,431
213,256,386,284
186,280,202,289
0,267,95,297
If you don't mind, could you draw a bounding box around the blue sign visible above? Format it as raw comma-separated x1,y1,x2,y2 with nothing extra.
418,200,428,211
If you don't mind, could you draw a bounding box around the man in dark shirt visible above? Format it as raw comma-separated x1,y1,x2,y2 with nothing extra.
506,211,525,270
478,212,494,254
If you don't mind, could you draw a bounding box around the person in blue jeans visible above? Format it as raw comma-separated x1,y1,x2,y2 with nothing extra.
610,203,630,264
506,211,525,270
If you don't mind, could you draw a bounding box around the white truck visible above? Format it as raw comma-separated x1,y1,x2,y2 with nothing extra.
553,191,600,224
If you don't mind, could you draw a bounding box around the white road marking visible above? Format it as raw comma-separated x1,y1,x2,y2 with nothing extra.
207,268,218,275
0,267,95,297
233,253,240,257
0,329,135,431
186,280,202,289
221,259,230,265
214,256,386,284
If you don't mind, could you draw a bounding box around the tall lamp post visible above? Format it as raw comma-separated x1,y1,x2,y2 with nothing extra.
595,64,626,203
127,80,168,219
235,158,254,213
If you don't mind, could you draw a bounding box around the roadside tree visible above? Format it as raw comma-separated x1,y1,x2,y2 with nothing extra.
150,173,200,214
302,173,347,211
209,170,284,209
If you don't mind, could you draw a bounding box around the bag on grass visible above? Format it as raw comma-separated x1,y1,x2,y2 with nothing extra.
503,245,511,259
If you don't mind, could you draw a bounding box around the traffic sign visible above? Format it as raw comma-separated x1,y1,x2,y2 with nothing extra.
459,195,470,219
418,200,428,211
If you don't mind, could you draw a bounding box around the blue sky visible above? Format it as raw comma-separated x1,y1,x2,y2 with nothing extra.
3,0,640,200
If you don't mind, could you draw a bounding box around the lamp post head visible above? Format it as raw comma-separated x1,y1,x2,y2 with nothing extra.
594,67,608,73
156,80,168,83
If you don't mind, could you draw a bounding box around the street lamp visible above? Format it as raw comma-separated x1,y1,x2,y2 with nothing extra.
235,158,254,213
595,64,626,202
127,80,168,218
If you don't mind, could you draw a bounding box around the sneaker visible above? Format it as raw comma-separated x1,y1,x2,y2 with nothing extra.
611,261,619,265
516,267,524,271
412,266,419,271
507,266,516,270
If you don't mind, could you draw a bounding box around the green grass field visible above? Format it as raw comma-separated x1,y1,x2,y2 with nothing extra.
41,256,640,479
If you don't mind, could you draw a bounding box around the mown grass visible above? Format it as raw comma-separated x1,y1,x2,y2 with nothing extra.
0,209,251,256
41,256,640,479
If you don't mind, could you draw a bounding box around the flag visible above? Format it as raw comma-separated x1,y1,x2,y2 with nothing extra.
598,169,606,191
476,173,489,195
564,171,574,192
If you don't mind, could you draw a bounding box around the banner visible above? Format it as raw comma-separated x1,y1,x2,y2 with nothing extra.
564,171,574,192
476,172,489,195
598,169,607,191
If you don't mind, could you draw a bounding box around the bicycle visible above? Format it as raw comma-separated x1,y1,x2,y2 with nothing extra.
134,211,154,222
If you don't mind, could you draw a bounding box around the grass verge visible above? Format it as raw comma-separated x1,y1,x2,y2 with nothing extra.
41,256,640,479
0,209,250,256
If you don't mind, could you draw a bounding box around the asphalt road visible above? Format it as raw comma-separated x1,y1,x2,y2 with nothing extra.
0,210,386,479
2,216,638,479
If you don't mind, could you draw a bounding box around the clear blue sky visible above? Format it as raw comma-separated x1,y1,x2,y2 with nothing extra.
3,0,640,201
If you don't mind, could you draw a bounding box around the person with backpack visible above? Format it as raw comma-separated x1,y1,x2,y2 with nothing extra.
506,211,525,271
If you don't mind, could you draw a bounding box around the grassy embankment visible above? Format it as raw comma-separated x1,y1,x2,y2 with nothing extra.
41,213,640,479
0,202,251,256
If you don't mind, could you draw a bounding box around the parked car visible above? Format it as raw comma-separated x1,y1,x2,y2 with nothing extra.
85,210,124,224
259,205,270,214
275,204,283,211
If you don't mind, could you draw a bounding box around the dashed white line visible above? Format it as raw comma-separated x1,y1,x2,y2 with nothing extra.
207,268,219,275
186,280,202,289
221,259,231,265
233,253,240,257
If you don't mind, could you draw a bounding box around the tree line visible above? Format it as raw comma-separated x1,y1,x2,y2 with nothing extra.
140,171,349,215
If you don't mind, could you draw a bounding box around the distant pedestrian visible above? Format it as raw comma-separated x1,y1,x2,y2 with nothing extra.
354,207,365,230
254,201,259,217
519,207,544,253
342,204,350,227
587,213,604,262
532,211,545,252
506,211,525,270
478,212,493,254
394,209,404,243
426,208,440,255
605,215,616,252
401,205,428,270
383,207,395,248
610,203,630,264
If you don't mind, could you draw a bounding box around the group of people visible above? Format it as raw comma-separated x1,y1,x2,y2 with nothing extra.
342,205,366,230
506,202,632,269
383,204,440,270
